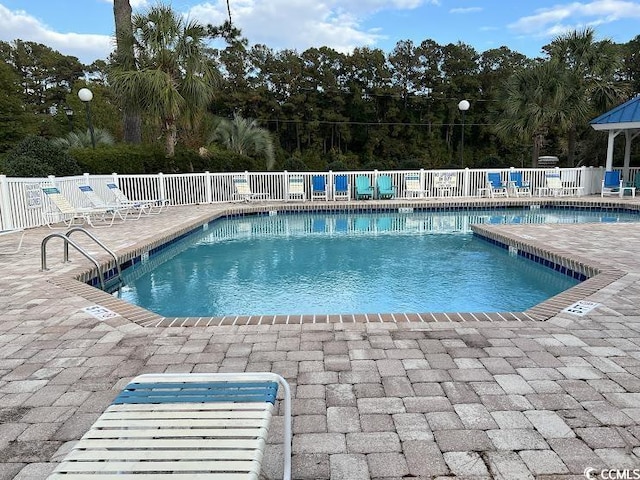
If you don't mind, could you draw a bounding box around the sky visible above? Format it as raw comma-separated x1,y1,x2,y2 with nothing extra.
1,0,639,65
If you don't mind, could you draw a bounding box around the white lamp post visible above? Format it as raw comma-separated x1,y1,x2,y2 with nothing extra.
458,99,470,168
78,88,96,149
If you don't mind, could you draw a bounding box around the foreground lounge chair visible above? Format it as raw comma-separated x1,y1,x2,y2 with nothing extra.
311,175,328,201
333,175,351,201
286,175,305,201
376,175,396,199
508,172,531,197
233,176,270,202
355,175,374,200
601,170,623,197
79,185,143,220
48,372,292,480
106,182,169,214
0,229,25,254
41,186,121,228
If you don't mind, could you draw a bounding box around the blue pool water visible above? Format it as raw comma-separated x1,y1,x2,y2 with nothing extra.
116,208,638,316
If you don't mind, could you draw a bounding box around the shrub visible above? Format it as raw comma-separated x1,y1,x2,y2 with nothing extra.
3,135,81,176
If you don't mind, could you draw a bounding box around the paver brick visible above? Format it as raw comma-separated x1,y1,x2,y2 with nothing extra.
293,433,346,454
434,429,493,452
524,410,575,438
366,452,409,477
346,432,400,453
329,453,369,480
454,403,498,430
487,428,548,450
494,374,535,394
404,441,449,477
547,438,607,474
444,451,490,476
327,407,360,433
518,449,569,475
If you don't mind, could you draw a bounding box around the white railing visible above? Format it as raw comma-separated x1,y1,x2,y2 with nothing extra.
0,166,627,231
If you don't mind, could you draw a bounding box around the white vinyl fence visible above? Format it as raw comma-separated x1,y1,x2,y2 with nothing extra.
0,166,632,231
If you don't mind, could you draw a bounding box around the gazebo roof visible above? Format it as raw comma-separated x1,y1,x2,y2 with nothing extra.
590,95,640,131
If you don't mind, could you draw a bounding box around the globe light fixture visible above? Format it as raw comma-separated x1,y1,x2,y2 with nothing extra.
458,100,470,168
78,88,96,149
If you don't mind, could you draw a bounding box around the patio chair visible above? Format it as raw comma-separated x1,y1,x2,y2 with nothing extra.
404,172,428,198
621,173,639,198
106,182,169,214
311,175,328,201
79,184,144,220
333,175,351,201
233,176,271,202
537,173,566,197
478,172,508,198
560,170,584,196
48,372,292,480
0,229,25,254
601,170,623,197
508,172,531,197
355,175,374,200
41,186,122,228
376,175,396,199
286,175,306,201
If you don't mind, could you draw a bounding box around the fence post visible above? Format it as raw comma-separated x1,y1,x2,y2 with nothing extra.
0,175,14,230
205,171,213,204
158,173,166,203
463,168,470,197
83,172,91,186
111,172,119,185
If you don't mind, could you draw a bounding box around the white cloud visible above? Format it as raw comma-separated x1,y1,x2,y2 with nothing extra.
0,4,112,63
187,0,432,53
449,7,483,14
509,0,640,38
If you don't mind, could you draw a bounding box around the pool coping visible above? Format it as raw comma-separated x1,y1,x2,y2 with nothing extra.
47,197,636,327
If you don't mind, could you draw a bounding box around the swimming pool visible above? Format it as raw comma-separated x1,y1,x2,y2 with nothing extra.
116,207,638,317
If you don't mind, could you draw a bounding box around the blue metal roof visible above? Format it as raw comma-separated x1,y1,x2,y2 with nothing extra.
590,95,640,126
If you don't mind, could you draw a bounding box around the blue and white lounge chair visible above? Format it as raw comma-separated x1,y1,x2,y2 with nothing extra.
106,182,169,214
602,170,623,197
311,175,328,201
48,372,292,480
508,172,531,197
79,185,142,220
355,175,374,200
376,175,396,199
484,172,509,197
333,175,351,201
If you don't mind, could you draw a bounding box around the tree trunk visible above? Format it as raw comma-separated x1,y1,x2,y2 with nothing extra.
567,127,576,167
113,0,142,143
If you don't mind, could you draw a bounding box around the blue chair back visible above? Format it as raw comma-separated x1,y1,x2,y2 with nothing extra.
312,175,326,192
488,172,502,189
335,175,348,192
509,172,524,187
604,170,621,188
377,175,392,191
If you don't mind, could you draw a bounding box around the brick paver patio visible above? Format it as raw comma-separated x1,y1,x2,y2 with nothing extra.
1,197,639,479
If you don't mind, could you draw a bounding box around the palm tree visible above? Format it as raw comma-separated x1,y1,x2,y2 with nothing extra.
208,114,275,170
110,4,220,158
494,61,581,167
544,28,629,166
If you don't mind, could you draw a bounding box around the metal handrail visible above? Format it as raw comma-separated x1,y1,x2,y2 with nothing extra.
41,233,105,290
64,227,122,279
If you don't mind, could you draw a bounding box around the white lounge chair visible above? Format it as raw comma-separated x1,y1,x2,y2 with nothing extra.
48,372,292,480
106,182,169,214
41,186,122,228
286,175,306,201
233,176,270,202
537,173,566,197
404,173,428,198
79,185,144,220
